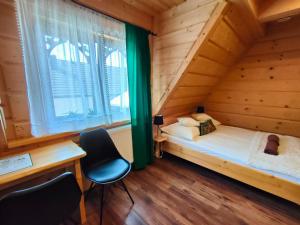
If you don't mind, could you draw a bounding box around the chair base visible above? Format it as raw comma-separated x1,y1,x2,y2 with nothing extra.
85,180,134,225
84,182,96,201
120,180,134,205
99,185,105,225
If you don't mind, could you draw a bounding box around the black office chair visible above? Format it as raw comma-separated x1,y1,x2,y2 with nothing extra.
79,128,134,225
0,172,82,225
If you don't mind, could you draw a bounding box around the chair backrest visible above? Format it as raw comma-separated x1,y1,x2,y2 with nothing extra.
0,172,82,225
79,128,121,172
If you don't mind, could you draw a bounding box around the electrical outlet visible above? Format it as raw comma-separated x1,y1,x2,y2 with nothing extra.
14,122,31,138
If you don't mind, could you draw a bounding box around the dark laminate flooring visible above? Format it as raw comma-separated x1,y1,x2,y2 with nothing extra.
83,154,300,225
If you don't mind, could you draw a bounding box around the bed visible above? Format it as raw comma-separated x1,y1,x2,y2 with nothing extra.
161,124,300,205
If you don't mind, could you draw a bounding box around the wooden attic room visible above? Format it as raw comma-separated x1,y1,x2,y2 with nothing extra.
0,0,300,224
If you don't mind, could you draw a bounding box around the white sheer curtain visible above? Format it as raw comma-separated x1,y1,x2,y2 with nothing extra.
16,0,130,136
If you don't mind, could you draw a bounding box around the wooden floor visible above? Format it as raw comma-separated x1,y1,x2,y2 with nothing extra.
83,154,300,225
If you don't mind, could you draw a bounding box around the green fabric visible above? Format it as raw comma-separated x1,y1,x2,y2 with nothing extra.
125,23,153,170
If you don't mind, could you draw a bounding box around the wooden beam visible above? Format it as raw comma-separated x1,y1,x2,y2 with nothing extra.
259,0,300,23
246,0,260,17
230,0,265,36
73,0,153,31
122,0,159,16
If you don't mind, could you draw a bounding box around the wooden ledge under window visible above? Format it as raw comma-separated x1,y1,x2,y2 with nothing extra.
7,121,131,150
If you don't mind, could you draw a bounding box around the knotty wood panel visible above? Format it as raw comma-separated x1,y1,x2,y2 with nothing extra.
206,102,300,121
207,90,300,108
159,2,218,35
155,1,262,125
205,16,300,137
0,1,24,141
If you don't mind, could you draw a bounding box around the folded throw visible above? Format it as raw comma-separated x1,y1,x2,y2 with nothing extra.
264,140,279,155
268,134,280,145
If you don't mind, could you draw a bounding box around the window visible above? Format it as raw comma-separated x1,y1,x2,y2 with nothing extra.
16,0,130,136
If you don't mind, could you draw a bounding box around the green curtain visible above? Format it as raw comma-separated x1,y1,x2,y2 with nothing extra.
125,23,153,170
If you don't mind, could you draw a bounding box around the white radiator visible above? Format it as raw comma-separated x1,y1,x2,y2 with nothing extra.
107,124,133,162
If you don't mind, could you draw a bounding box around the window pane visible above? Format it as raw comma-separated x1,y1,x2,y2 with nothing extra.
106,50,130,122
49,40,94,118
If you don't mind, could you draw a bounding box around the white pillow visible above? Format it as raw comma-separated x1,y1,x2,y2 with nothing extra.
177,117,200,127
161,122,200,141
191,113,221,126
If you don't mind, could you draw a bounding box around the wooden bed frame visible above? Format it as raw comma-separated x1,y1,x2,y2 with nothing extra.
162,140,300,205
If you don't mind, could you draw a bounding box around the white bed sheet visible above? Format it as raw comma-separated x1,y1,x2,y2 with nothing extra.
162,125,300,184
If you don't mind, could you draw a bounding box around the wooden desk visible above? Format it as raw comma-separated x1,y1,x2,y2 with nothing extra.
0,140,87,224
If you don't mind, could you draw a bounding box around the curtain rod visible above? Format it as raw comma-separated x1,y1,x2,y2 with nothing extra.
71,0,157,36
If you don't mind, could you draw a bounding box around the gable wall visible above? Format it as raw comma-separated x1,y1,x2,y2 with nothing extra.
204,15,300,137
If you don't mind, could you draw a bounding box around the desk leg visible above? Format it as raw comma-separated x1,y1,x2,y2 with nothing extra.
75,160,87,224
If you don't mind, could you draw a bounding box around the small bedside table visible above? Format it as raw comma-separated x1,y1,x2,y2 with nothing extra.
154,136,167,158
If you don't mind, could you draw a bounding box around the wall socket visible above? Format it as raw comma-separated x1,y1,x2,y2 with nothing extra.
14,122,31,138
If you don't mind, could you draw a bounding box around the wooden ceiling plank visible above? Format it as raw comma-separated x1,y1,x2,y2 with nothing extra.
143,0,169,12
122,0,159,16
159,0,217,21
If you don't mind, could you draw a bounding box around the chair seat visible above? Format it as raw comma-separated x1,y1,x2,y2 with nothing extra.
85,158,131,184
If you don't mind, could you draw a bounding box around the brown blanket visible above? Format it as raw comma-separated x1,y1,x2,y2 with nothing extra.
264,135,280,155
268,134,280,145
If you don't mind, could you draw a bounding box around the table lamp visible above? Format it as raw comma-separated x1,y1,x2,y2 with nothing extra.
153,115,164,137
196,106,205,113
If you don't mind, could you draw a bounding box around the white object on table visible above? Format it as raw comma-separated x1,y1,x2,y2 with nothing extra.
0,153,32,176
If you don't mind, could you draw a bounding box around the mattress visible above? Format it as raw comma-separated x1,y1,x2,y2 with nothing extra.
162,125,300,184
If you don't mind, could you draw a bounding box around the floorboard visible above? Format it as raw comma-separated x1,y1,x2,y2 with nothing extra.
83,154,300,225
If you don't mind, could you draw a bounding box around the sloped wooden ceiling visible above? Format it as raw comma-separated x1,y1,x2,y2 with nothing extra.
152,0,221,115
204,15,300,137
154,0,263,124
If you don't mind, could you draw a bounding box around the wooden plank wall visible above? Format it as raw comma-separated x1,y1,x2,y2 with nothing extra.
205,15,300,137
0,0,30,140
157,1,261,125
152,0,219,111
0,0,153,141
